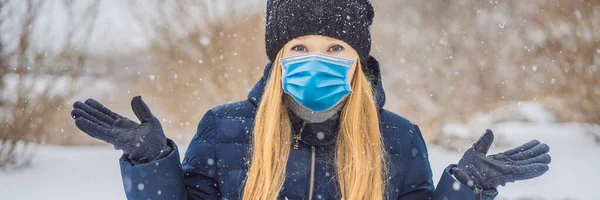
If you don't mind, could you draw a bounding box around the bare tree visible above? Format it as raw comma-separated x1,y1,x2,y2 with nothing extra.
0,0,100,169
121,1,267,140
371,0,599,145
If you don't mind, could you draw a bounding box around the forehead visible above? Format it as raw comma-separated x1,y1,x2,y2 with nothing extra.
292,35,340,42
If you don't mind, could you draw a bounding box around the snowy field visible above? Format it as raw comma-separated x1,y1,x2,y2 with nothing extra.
1,121,599,200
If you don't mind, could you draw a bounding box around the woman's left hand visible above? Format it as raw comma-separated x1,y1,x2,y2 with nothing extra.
452,129,551,192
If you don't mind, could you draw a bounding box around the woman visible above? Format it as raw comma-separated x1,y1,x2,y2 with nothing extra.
71,0,551,199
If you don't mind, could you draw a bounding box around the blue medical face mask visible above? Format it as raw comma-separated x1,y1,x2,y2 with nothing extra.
279,52,356,112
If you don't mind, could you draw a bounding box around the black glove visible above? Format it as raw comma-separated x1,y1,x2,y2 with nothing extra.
71,96,171,163
453,129,551,191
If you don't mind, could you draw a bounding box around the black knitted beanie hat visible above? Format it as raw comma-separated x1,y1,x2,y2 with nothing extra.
264,0,375,63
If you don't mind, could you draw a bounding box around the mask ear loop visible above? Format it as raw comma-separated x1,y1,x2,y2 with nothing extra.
279,58,289,93
346,56,360,94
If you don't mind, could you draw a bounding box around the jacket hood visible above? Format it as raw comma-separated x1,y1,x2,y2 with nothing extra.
247,56,386,110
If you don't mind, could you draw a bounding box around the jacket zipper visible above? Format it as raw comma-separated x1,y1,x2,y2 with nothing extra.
294,122,307,150
293,122,315,200
308,146,316,200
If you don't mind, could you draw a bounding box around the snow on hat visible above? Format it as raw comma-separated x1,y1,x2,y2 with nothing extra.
264,0,375,63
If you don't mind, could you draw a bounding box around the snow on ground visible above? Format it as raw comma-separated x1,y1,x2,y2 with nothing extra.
1,122,598,200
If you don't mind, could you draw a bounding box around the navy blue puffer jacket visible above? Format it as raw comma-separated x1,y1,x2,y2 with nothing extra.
119,57,497,200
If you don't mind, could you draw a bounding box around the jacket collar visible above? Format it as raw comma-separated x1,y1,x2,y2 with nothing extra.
289,110,340,146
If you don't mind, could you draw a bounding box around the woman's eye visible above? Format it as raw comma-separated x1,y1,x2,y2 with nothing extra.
291,45,307,52
329,45,344,52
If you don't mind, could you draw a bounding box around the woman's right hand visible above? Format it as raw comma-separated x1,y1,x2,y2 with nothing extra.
71,96,171,163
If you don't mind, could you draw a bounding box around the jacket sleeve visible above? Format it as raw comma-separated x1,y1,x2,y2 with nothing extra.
434,165,498,200
398,125,497,200
119,110,221,200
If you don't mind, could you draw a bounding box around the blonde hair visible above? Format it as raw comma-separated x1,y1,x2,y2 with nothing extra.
242,49,387,200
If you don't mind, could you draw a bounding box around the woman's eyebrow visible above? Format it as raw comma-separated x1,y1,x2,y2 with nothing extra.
326,43,344,48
